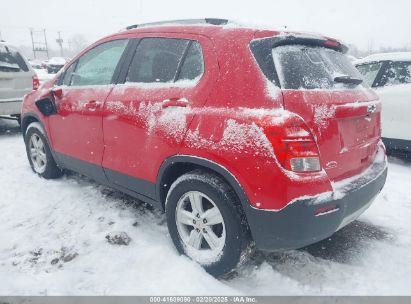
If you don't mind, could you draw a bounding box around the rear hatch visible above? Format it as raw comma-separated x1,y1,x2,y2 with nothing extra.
0,44,33,101
272,44,380,181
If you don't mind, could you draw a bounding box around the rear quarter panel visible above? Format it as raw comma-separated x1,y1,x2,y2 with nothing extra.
179,32,331,210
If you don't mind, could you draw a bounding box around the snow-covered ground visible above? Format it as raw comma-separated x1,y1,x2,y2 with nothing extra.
1,119,411,295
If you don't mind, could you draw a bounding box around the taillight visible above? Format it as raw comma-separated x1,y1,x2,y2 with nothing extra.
259,114,321,172
32,74,40,90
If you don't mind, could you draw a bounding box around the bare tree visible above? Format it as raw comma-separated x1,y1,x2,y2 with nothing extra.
68,34,88,53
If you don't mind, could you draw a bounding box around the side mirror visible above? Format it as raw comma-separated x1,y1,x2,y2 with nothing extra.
52,87,63,99
35,97,57,116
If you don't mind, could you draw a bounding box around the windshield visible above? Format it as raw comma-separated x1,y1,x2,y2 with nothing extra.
272,45,365,90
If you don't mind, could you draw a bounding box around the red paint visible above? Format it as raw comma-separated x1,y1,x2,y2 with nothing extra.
22,25,384,211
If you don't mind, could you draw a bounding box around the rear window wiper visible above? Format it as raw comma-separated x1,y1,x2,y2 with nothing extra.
334,75,363,85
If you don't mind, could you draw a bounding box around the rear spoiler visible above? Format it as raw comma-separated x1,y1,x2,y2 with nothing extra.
251,34,348,53
250,35,348,87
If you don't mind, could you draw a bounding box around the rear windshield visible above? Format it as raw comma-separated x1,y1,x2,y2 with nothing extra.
0,45,29,72
272,45,364,90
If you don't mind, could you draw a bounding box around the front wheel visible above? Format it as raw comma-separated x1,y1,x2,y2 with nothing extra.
24,122,63,179
166,170,252,277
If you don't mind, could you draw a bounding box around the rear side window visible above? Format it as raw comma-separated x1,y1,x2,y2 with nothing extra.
126,38,189,83
126,38,204,84
356,62,384,86
0,45,29,72
71,39,127,86
272,45,364,90
379,61,411,87
177,41,204,81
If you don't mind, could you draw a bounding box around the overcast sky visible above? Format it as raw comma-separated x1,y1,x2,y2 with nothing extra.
1,0,410,53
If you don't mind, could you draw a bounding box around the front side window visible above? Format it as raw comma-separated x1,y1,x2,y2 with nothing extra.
356,62,384,87
71,39,127,86
126,38,190,83
379,61,411,87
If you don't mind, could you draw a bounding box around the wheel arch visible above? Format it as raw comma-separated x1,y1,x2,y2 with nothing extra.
156,155,252,213
21,112,42,135
21,112,61,167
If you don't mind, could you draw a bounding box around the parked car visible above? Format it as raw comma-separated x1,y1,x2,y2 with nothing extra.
41,59,48,69
28,59,43,70
28,59,55,85
46,57,66,74
355,53,411,158
0,41,39,123
21,19,387,277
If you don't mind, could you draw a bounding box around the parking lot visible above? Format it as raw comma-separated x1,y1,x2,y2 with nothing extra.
0,119,410,295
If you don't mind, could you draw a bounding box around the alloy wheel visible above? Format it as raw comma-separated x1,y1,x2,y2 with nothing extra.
175,191,226,264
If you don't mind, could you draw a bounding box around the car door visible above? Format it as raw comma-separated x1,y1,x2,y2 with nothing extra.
48,39,129,182
102,35,218,200
374,61,411,141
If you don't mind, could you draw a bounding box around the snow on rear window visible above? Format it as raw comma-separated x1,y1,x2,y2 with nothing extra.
272,45,363,90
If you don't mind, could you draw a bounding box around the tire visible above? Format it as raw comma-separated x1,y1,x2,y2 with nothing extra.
24,122,63,179
166,170,253,277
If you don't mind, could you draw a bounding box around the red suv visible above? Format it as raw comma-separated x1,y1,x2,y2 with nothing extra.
21,19,387,277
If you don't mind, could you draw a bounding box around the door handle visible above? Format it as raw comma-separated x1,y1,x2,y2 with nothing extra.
162,98,189,108
84,100,101,111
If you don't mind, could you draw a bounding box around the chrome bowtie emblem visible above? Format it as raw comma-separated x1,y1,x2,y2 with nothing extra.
367,104,377,114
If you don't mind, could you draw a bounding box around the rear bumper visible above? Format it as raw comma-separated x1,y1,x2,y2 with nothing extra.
244,155,387,251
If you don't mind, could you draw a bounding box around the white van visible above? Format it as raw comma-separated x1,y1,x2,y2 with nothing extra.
355,52,411,159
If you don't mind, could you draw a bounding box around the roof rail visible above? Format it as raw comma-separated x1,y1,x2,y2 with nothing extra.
125,18,229,30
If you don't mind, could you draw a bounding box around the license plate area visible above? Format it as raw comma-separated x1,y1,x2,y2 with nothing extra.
339,114,378,150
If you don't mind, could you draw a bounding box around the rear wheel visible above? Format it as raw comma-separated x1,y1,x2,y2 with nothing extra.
166,170,252,277
24,122,63,179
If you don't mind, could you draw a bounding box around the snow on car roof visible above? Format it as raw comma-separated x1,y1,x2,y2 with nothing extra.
354,52,411,65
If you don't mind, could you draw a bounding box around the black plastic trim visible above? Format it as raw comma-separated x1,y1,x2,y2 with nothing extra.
174,40,193,82
245,167,387,251
21,112,43,135
104,168,157,201
21,112,63,171
55,152,108,184
54,152,160,208
157,155,253,211
112,39,140,84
